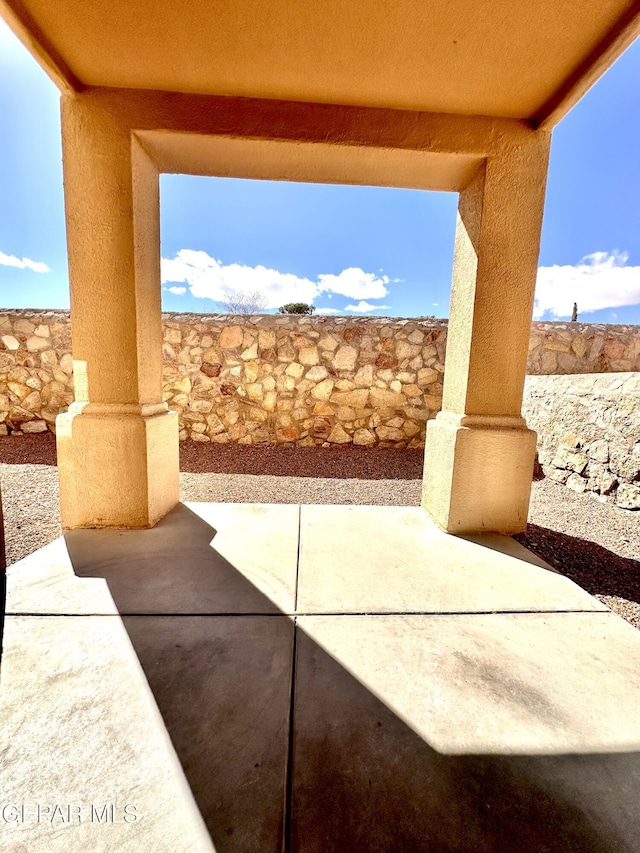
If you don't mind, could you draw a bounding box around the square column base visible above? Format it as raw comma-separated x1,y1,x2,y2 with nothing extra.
56,405,180,529
422,413,537,535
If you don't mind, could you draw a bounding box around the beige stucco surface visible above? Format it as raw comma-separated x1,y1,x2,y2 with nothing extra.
3,0,639,124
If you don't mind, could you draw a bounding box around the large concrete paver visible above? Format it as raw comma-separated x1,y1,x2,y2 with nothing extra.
291,611,640,853
7,502,299,615
123,614,294,853
0,614,213,852
297,505,607,614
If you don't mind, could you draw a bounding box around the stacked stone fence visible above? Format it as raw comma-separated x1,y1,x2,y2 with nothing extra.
0,312,638,495
523,373,640,509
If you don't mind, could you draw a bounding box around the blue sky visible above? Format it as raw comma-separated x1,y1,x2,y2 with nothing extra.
1,19,640,323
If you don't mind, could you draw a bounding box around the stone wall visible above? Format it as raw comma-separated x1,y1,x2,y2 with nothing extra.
523,373,640,509
0,309,638,451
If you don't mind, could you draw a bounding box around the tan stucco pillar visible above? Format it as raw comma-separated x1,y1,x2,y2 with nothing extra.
56,93,179,528
422,133,551,535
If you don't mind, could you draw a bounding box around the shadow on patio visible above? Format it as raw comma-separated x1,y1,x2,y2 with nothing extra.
3,502,640,851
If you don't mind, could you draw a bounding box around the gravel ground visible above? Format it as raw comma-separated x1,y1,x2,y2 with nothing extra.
1,435,638,629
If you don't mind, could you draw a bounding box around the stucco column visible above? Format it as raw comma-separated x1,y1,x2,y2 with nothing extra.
56,93,179,528
422,134,551,534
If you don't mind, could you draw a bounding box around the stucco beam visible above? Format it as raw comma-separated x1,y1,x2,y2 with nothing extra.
535,1,640,130
0,0,81,93
71,87,538,192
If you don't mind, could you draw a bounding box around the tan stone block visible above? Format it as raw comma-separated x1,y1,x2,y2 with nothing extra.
404,384,423,397
190,399,213,414
258,328,276,349
423,394,442,409
172,375,192,394
541,350,557,373
376,369,394,383
246,383,263,401
396,340,420,359
58,353,73,375
311,378,335,400
219,326,244,349
314,401,334,416
353,428,376,446
22,390,42,410
407,329,425,344
544,340,570,353
263,375,276,391
241,342,258,360
336,406,356,420
2,335,20,351
404,420,422,437
328,423,352,443
370,388,406,408
333,345,358,371
285,362,304,378
14,319,35,334
277,343,296,361
7,381,30,400
26,336,50,352
417,368,438,386
375,425,405,441
387,416,404,428
299,346,320,366
390,380,402,393
243,361,259,383
616,483,640,509
263,390,277,412
202,347,221,365
22,419,48,433
571,335,587,359
353,364,374,387
330,389,369,409
305,365,328,382
318,334,339,351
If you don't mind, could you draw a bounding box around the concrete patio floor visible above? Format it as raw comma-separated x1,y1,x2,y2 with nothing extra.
2,502,640,852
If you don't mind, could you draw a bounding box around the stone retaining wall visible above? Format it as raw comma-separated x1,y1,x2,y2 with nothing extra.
0,310,638,452
523,373,640,509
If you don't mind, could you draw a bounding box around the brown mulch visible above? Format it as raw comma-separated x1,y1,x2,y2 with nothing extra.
0,433,424,480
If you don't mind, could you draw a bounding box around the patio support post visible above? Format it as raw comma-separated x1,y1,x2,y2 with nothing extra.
56,93,179,528
421,133,551,535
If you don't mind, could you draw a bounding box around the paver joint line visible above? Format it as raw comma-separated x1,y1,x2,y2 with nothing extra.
284,616,298,853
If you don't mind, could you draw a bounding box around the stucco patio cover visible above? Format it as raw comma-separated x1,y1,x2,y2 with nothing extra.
2,0,640,127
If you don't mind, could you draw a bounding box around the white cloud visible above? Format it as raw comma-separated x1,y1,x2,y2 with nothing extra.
315,307,341,315
161,250,392,309
344,301,391,313
431,302,439,306
317,268,389,300
0,251,50,274
534,251,640,318
166,286,186,295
